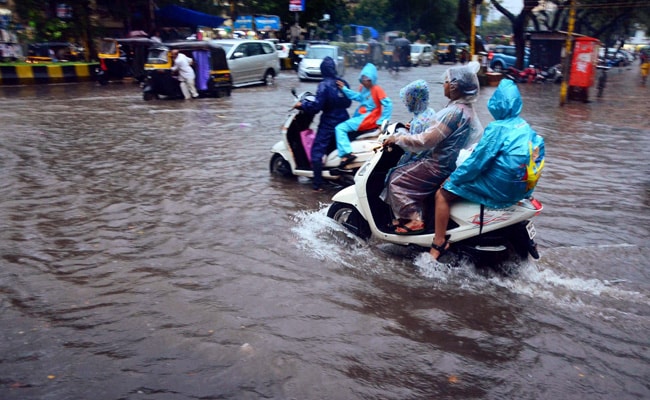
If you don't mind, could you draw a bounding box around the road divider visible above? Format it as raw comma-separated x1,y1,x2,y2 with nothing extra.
0,63,98,85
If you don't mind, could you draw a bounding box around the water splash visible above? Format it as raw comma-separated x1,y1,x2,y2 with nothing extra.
290,205,371,270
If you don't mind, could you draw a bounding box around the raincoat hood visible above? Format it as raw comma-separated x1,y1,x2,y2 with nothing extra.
400,79,430,115
488,79,523,120
444,61,480,103
320,56,338,79
358,63,378,85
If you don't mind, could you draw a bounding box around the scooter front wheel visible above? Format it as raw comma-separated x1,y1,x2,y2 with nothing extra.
327,202,371,240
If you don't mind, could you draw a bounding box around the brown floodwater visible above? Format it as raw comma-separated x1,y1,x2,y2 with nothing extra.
0,63,648,399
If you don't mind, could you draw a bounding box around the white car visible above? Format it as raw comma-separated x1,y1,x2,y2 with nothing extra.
297,45,346,81
212,39,280,86
410,43,434,66
276,42,292,59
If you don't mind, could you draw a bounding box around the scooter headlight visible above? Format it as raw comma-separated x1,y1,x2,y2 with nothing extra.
357,160,370,177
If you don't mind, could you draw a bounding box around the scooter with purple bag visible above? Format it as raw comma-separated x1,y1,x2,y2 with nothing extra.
269,89,381,187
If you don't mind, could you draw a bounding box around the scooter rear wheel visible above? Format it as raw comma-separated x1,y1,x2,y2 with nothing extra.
269,154,294,178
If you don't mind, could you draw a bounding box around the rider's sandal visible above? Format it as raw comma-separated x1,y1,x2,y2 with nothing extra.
393,222,426,235
430,234,451,260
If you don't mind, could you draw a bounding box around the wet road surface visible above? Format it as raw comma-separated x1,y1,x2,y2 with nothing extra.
0,63,648,399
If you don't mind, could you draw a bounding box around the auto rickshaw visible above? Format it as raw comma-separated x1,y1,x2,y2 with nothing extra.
96,37,155,85
26,42,84,63
352,43,369,68
142,41,232,101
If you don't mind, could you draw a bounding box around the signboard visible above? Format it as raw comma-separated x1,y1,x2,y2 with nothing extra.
234,15,253,30
56,3,72,19
234,15,280,31
255,16,280,31
289,0,304,12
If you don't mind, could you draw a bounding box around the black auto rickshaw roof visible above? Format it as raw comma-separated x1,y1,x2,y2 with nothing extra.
149,40,229,70
28,42,76,49
101,37,157,46
154,40,226,52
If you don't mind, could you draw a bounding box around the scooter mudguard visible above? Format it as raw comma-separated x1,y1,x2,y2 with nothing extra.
331,185,360,206
271,140,288,153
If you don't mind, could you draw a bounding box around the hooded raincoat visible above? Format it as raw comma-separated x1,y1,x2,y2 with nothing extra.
401,79,436,136
382,62,483,221
334,63,392,156
443,79,545,208
300,57,352,189
396,79,437,165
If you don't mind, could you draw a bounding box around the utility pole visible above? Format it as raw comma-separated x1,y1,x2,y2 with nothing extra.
560,0,576,106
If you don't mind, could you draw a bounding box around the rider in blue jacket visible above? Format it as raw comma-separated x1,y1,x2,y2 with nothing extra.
296,56,352,191
430,79,545,260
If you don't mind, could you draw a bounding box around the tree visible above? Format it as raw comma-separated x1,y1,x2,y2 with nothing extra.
489,0,650,68
489,0,540,69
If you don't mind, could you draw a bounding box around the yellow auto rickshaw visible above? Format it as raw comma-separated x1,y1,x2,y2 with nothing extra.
142,41,232,101
96,37,155,85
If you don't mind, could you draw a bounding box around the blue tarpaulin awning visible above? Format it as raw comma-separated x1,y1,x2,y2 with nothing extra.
349,25,379,39
156,5,226,28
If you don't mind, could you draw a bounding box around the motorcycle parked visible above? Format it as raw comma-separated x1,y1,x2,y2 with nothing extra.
504,65,538,83
270,89,383,187
535,64,563,84
327,122,543,274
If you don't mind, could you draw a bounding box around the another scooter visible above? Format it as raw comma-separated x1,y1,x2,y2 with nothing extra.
270,89,382,187
327,122,543,274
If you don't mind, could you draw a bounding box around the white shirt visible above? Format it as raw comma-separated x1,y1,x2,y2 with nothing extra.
172,53,195,81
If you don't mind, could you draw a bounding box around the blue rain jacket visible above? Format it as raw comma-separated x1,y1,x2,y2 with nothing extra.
300,57,351,132
443,79,545,208
340,63,392,129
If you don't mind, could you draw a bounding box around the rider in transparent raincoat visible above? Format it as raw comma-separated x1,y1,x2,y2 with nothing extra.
381,62,483,233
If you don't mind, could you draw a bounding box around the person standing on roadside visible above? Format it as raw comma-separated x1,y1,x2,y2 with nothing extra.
171,49,199,99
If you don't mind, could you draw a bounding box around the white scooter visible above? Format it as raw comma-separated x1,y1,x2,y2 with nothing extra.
327,122,543,274
270,89,382,187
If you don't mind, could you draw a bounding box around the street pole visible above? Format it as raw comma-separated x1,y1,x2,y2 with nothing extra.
470,3,476,58
560,0,576,106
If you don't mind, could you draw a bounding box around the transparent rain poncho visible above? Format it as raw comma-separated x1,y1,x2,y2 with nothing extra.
382,62,484,221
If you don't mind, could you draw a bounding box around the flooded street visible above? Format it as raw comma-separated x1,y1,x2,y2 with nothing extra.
0,64,648,399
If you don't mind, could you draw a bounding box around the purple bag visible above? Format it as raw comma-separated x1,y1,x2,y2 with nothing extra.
300,129,316,163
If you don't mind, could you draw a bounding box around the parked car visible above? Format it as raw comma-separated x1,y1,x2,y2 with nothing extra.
297,44,345,81
276,42,292,59
212,39,279,86
410,43,434,66
598,48,628,67
488,45,530,72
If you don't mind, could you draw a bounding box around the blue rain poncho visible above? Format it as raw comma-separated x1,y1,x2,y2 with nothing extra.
443,79,545,208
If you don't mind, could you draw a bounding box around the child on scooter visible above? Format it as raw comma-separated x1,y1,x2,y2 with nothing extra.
396,79,436,166
335,63,392,168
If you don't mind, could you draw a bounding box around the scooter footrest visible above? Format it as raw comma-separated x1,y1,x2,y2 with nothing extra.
473,245,507,252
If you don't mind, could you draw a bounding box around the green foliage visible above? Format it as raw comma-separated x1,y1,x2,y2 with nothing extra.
341,25,352,42
362,27,371,41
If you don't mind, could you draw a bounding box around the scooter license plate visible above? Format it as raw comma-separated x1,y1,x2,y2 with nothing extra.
526,221,537,239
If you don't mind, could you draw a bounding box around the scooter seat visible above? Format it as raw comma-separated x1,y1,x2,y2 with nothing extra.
349,129,379,141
